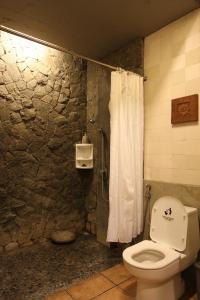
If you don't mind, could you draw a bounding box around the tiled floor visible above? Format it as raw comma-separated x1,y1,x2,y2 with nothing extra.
46,264,198,300
46,264,136,300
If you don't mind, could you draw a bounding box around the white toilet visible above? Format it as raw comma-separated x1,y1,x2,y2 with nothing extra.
123,196,200,300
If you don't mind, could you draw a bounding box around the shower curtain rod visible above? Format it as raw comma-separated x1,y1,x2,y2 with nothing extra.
0,25,146,80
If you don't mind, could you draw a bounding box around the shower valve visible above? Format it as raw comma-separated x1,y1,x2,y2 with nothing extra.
145,184,151,200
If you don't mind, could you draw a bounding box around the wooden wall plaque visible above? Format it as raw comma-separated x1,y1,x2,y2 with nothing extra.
171,94,198,124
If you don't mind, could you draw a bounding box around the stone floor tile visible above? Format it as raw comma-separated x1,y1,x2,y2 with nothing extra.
66,274,114,299
101,264,132,284
46,290,73,300
94,286,134,300
118,277,137,297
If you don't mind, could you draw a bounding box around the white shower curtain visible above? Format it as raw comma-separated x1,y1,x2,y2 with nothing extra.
107,71,144,243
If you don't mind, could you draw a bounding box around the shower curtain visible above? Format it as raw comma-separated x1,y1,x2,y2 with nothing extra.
107,71,144,243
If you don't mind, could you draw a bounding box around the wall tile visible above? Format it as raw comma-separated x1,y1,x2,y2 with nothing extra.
185,63,200,81
145,100,170,117
171,18,189,43
145,154,173,169
144,167,151,179
185,9,200,35
145,114,170,130
185,77,200,94
144,9,200,186
147,168,173,182
144,53,160,69
171,55,186,71
186,47,200,66
145,141,172,155
185,125,200,140
144,128,171,142
185,33,200,52
171,155,186,169
177,169,200,185
145,65,161,79
171,83,186,98
183,155,200,170
160,38,173,61
172,40,186,58
171,125,187,141
171,69,185,85
172,140,200,156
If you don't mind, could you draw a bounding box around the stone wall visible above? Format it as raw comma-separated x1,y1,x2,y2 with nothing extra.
0,31,87,252
104,38,144,74
86,39,144,244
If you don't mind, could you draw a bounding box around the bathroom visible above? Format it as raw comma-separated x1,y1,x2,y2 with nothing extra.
0,1,200,300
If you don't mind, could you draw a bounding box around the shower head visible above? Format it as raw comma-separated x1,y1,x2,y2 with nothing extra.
88,118,96,124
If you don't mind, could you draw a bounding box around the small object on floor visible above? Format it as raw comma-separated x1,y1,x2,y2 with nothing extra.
50,230,76,244
5,242,19,252
81,231,90,235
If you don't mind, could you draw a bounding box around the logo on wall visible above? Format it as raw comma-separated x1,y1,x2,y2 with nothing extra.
163,208,174,221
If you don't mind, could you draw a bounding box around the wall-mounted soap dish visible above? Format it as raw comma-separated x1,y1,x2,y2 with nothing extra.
75,144,93,169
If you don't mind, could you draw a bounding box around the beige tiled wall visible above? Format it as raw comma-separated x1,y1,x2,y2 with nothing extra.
144,9,200,185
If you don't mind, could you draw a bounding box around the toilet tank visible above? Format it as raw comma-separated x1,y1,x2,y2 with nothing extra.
150,196,200,255
184,205,200,258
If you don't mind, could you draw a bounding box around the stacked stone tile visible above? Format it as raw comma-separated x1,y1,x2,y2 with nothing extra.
0,31,87,252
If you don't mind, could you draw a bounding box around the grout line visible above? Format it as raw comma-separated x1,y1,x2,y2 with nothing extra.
48,265,134,299
65,289,75,299
90,285,117,300
100,271,133,286
117,278,137,296
99,272,117,285
116,276,136,286
64,272,117,300
47,264,135,299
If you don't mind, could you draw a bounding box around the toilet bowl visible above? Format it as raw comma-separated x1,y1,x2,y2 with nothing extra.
123,196,200,300
123,240,181,282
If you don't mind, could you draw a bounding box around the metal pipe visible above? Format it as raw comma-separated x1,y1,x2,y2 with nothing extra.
0,25,147,80
0,25,122,72
99,128,108,202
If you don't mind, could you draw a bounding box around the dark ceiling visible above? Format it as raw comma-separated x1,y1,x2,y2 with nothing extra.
0,0,199,58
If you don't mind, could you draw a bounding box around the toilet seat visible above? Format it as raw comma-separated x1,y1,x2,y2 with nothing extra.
122,198,200,300
123,240,180,270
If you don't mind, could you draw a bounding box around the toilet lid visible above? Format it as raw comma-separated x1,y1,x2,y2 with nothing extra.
150,196,188,251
